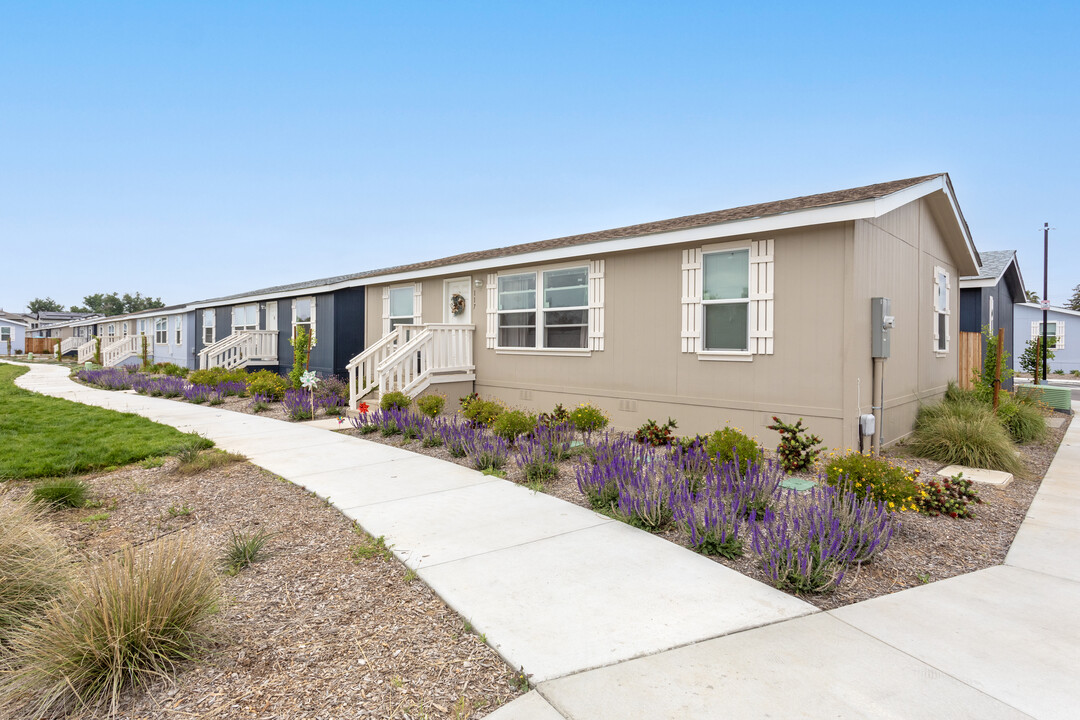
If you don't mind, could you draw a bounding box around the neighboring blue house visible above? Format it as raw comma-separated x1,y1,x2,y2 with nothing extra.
1014,303,1080,375
0,313,28,355
960,250,1027,389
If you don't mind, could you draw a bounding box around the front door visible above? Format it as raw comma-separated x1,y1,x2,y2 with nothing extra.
265,301,278,331
444,278,472,324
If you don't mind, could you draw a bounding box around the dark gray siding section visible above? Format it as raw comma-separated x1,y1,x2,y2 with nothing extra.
333,286,366,377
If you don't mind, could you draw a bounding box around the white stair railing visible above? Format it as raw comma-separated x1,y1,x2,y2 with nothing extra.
77,338,98,365
198,330,277,370
60,337,83,355
101,335,144,367
375,324,475,399
346,325,423,407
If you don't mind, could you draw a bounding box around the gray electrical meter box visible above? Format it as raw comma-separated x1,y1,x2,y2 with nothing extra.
872,297,894,358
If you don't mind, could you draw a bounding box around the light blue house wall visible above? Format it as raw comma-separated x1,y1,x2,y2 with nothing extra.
1014,302,1080,374
0,318,27,354
149,310,197,369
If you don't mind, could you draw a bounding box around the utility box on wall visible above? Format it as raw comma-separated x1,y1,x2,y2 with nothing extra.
871,297,894,358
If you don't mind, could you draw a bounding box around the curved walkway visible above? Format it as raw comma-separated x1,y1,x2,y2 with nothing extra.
11,362,1080,719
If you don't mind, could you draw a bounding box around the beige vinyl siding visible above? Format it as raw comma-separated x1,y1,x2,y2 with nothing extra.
850,198,958,448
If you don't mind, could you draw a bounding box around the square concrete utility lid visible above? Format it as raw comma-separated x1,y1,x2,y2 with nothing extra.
936,465,1013,487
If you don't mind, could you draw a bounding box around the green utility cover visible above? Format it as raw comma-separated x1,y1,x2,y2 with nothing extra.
569,440,585,448
1015,384,1072,412
780,477,817,492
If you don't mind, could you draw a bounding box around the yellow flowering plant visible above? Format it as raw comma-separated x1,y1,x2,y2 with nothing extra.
824,451,920,511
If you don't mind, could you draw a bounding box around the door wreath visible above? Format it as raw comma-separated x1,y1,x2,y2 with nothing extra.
449,293,467,316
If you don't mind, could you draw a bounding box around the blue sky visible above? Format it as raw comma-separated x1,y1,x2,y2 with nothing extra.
1,1,1077,312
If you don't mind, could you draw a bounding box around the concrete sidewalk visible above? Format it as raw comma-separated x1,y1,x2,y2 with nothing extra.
11,362,1080,718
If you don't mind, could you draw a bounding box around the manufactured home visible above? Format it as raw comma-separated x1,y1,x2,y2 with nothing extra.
959,250,1027,390
1014,303,1080,375
348,174,979,450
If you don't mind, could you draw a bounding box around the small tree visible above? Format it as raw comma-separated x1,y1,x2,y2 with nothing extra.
1067,284,1080,312
93,337,102,365
1025,290,1040,303
1019,336,1055,382
289,326,312,389
973,324,1013,398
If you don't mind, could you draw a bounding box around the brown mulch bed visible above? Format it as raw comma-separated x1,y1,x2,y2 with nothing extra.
336,411,1071,612
0,457,523,720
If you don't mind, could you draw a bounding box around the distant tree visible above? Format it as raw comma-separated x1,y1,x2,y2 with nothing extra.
1025,290,1040,303
69,292,164,316
27,297,65,313
1066,284,1080,312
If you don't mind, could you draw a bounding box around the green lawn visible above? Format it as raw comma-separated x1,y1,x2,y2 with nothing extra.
0,364,211,479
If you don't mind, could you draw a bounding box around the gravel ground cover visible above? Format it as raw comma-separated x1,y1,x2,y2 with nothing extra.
0,457,524,720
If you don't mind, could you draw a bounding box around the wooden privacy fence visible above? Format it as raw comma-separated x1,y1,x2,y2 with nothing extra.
25,338,61,355
958,331,982,390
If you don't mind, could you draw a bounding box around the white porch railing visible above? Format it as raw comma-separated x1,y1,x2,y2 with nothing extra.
77,338,98,365
59,337,83,355
348,324,475,408
101,335,145,367
198,330,278,370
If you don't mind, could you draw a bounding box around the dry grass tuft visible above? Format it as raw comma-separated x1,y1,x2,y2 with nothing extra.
175,449,246,476
0,536,219,717
0,499,72,644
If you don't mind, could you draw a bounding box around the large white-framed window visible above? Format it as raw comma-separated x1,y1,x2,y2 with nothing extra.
174,316,183,346
203,310,215,345
495,266,591,350
388,286,416,331
232,303,257,332
292,296,316,341
681,239,773,359
154,317,168,345
933,266,951,354
702,248,750,352
1035,321,1064,350
0,327,10,342
107,323,116,338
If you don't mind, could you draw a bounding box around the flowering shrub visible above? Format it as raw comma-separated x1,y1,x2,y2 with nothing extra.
634,418,678,446
188,367,248,389
249,393,272,413
416,393,446,418
491,410,536,443
461,398,503,427
76,368,134,391
766,417,823,473
824,452,919,512
379,391,411,412
569,403,608,435
915,474,981,518
246,370,288,401
536,403,570,428
705,427,761,473
469,435,510,472
515,434,560,484
282,389,313,420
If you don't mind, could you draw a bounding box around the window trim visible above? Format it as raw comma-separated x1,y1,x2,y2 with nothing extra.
291,296,317,342
154,317,168,345
387,285,417,331
494,263,592,354
232,303,258,333
699,246,752,356
0,327,10,342
1038,321,1063,350
203,309,216,345
175,316,182,346
934,266,951,355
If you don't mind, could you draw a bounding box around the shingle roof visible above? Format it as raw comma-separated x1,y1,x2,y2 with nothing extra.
963,250,1016,281
196,173,944,304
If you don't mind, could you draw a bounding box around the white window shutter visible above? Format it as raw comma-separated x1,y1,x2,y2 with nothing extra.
944,272,951,350
486,273,498,349
1031,321,1039,342
681,249,702,353
310,297,317,341
588,260,605,351
382,287,391,336
1058,321,1065,350
413,283,423,323
749,239,775,355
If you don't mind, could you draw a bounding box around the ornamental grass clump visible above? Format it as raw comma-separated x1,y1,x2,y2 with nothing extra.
996,395,1048,444
0,537,219,717
0,501,72,645
220,527,273,575
908,399,1023,475
31,478,90,509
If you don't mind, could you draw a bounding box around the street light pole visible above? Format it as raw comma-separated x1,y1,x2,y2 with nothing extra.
1042,222,1049,383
